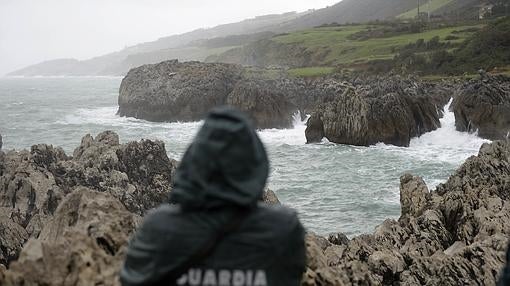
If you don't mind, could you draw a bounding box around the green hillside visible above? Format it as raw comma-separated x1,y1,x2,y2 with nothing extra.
273,23,479,65
213,21,484,76
398,0,455,19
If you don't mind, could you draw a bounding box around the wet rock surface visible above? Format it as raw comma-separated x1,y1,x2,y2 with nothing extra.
2,188,139,286
117,61,391,131
1,134,509,285
305,76,451,147
227,79,298,129
452,71,510,140
118,61,314,129
0,131,175,267
118,60,244,123
119,61,453,139
303,140,510,285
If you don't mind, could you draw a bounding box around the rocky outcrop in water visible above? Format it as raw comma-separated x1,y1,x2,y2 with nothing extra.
118,60,373,130
118,60,243,122
303,140,510,285
305,76,451,147
0,131,176,267
227,79,298,129
118,60,306,129
452,71,510,140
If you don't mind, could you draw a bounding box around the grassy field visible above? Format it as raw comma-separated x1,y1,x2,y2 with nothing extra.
271,23,483,67
288,67,336,77
397,0,454,19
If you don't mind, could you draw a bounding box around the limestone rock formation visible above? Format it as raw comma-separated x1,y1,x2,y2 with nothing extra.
452,71,510,140
304,140,510,285
227,79,298,129
2,188,139,286
2,135,509,285
262,189,281,205
0,216,28,267
118,60,345,130
305,76,450,147
0,131,175,267
118,60,243,122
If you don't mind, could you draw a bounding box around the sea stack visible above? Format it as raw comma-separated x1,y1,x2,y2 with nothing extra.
305,76,450,147
452,71,510,140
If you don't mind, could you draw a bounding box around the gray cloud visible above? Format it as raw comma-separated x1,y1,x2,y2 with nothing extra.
0,0,339,75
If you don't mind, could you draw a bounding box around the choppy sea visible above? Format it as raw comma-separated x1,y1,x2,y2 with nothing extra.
0,77,490,236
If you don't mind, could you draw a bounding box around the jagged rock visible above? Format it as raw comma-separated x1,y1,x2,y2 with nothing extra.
0,216,28,267
118,60,243,122
304,115,325,143
52,131,175,215
2,188,139,286
0,131,175,266
328,232,350,246
1,135,509,285
452,71,510,140
0,133,2,150
118,60,350,130
304,140,510,285
261,189,281,205
305,76,449,147
0,148,64,234
400,174,429,218
227,79,298,129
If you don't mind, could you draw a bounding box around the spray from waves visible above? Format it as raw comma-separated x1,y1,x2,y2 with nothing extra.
56,106,200,129
408,99,490,161
258,112,309,146
373,99,490,188
56,101,489,168
376,99,490,164
55,106,202,158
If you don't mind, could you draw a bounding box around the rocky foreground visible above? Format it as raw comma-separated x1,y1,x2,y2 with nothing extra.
0,132,509,285
304,139,510,285
0,131,177,267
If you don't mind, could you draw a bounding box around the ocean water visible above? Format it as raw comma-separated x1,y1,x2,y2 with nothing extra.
0,77,490,236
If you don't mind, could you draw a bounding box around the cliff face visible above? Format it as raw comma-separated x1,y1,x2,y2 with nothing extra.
1,135,509,285
118,60,454,147
118,60,244,122
118,60,333,129
305,76,451,147
452,72,510,140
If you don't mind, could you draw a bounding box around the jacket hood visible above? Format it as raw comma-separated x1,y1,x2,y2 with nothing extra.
170,107,269,210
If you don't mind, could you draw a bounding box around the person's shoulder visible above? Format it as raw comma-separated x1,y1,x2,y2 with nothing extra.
138,204,182,231
252,203,303,235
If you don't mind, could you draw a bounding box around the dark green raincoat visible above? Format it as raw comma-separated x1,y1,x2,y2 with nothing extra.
120,107,306,286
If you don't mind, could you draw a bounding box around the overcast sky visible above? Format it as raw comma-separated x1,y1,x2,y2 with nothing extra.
0,0,339,75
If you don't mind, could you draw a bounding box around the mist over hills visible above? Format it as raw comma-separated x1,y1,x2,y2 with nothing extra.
7,0,486,76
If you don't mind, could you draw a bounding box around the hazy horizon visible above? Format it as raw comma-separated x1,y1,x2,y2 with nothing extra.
0,0,340,76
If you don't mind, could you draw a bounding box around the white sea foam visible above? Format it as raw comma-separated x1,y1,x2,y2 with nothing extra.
377,99,490,165
258,112,308,146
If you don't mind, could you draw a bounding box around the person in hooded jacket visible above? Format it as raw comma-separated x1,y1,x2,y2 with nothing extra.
499,242,510,286
120,107,306,286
